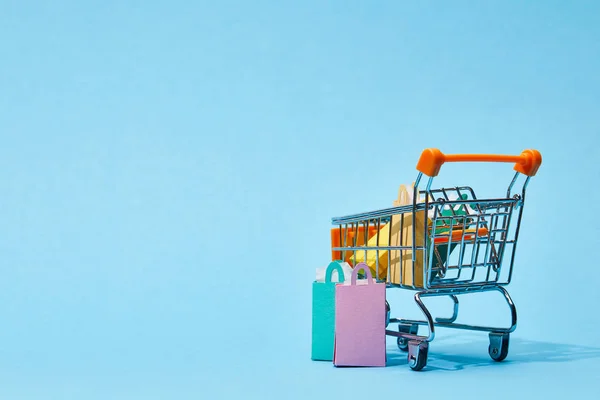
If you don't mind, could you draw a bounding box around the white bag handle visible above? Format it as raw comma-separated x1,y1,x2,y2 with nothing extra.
393,184,413,207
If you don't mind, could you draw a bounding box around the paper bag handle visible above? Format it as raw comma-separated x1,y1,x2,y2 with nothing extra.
393,183,425,206
325,261,345,283
351,262,374,285
393,184,410,207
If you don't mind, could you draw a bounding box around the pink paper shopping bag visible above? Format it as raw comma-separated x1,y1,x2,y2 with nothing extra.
334,262,386,367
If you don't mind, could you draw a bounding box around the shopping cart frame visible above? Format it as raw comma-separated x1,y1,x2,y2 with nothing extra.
330,149,542,370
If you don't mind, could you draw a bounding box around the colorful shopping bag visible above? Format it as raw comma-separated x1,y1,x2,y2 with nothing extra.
352,184,428,286
391,184,429,286
333,262,386,367
391,188,471,286
331,225,380,264
431,193,473,275
312,261,345,361
350,184,428,287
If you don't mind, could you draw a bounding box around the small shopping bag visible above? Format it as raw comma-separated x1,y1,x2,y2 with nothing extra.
352,184,429,286
312,261,345,361
389,184,428,287
333,262,386,367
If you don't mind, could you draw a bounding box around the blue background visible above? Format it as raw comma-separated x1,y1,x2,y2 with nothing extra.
1,1,599,398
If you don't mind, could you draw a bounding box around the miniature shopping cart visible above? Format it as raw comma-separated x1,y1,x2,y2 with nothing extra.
330,149,542,371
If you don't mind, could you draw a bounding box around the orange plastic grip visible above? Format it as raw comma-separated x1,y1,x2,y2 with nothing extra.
416,148,542,177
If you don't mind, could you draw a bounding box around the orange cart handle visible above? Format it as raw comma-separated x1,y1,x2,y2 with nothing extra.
416,148,542,178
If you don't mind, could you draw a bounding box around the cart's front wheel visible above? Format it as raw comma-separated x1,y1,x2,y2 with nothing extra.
408,341,428,371
488,332,509,362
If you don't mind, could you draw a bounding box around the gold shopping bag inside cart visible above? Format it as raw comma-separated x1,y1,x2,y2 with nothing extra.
351,184,428,287
390,184,427,287
348,224,392,281
389,209,427,287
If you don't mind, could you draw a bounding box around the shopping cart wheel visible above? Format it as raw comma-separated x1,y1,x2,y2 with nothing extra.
397,324,419,351
407,341,428,371
385,301,391,327
397,337,409,351
488,332,509,362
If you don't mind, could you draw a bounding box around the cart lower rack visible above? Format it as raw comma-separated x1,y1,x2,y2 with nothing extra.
330,148,542,370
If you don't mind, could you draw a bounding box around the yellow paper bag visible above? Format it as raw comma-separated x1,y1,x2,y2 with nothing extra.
389,208,428,287
349,222,392,281
352,184,429,286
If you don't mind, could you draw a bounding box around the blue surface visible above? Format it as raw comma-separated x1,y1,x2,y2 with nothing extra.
1,1,600,398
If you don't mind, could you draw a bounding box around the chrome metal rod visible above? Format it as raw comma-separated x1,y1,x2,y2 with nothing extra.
414,292,435,342
435,295,459,323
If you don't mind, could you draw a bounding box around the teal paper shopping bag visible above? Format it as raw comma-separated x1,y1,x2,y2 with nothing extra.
312,261,345,361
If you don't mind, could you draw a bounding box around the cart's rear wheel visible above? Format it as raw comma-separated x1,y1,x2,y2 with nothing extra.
488,332,509,362
385,301,391,327
408,341,428,371
397,337,409,351
397,324,419,352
